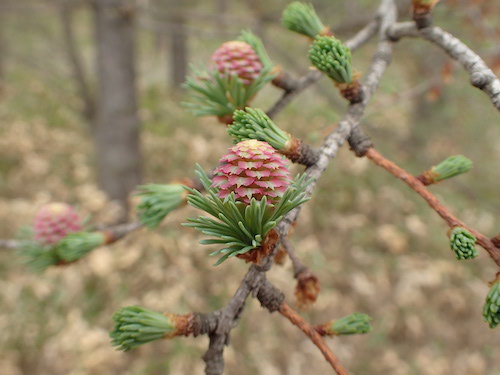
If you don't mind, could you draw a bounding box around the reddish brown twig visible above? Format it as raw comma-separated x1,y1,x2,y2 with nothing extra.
279,302,349,375
365,147,500,267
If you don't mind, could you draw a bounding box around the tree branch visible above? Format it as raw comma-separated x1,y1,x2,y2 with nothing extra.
266,17,381,119
364,147,500,267
388,22,500,110
279,302,349,375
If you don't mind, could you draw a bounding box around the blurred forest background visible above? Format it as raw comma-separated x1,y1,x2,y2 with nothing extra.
0,0,499,374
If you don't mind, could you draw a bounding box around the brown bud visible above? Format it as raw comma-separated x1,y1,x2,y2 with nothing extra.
295,270,320,309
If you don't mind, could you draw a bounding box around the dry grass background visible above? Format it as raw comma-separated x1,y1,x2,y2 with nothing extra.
1,2,500,374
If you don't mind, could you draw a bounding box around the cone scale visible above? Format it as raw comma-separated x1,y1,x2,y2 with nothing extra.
33,203,82,245
212,140,291,205
211,41,263,85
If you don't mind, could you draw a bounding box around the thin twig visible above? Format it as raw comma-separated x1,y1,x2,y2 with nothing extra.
365,147,500,267
279,302,349,375
282,236,307,276
266,17,381,119
0,239,23,249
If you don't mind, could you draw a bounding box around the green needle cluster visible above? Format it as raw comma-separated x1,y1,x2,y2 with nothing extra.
228,107,291,151
110,306,176,351
184,166,310,265
326,313,373,335
183,65,275,118
136,183,186,229
483,279,500,329
56,232,106,262
431,155,473,182
308,36,353,84
19,241,60,273
282,2,326,39
449,227,478,260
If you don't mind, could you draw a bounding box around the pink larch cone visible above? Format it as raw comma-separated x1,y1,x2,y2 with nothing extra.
33,203,82,245
211,140,291,205
211,41,263,85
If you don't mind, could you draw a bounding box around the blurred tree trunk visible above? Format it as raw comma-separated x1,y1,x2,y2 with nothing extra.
0,15,5,90
215,0,228,33
60,1,95,121
92,0,142,212
170,13,187,89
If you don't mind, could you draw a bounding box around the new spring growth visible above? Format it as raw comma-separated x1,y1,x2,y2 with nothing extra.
309,36,363,103
228,108,292,152
449,227,478,260
309,36,352,84
20,241,61,273
319,313,373,336
20,231,106,272
110,306,192,351
56,232,106,262
183,64,274,122
228,108,319,167
136,183,187,229
184,141,310,265
282,2,330,39
483,274,500,329
418,155,472,185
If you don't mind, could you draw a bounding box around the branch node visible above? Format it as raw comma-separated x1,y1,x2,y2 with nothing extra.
348,127,373,157
256,279,285,313
470,72,488,89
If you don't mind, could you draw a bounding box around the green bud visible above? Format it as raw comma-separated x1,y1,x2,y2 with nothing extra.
56,232,106,262
430,155,473,182
282,2,326,39
110,306,177,351
449,227,478,260
308,36,353,84
325,313,372,336
136,184,186,228
483,278,500,328
228,107,291,151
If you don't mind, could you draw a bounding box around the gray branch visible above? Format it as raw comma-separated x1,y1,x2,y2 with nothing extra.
202,1,397,374
388,22,500,111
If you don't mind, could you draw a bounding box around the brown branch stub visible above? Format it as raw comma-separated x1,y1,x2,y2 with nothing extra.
364,148,500,267
279,302,350,375
348,126,373,157
295,269,320,310
165,312,198,338
282,138,320,167
273,246,288,265
338,79,364,104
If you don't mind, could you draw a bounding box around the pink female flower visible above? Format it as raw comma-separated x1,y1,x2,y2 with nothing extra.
212,140,291,205
33,203,82,245
211,41,263,85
